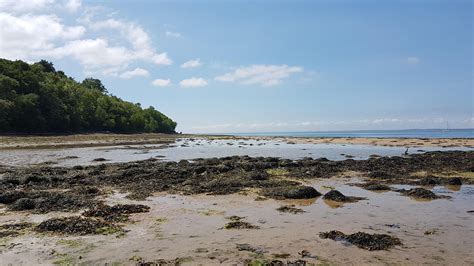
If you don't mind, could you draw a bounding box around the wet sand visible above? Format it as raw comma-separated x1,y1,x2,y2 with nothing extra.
1,179,473,265
1,133,473,149
0,151,473,265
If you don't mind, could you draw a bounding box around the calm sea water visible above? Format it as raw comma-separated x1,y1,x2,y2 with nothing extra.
227,129,474,139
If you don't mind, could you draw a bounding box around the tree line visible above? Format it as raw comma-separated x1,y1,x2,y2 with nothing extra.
0,59,177,133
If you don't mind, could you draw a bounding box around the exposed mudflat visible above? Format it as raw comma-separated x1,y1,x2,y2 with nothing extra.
0,147,473,264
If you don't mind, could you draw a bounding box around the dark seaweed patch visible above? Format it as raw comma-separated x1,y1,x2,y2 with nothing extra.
35,216,119,235
276,205,305,214
83,204,150,222
319,230,402,251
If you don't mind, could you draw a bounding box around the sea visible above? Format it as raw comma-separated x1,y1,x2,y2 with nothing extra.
227,129,474,139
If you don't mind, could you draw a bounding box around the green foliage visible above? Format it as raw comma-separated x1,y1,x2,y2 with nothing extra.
0,58,177,133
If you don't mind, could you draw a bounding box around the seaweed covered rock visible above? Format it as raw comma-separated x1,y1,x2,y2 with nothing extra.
447,177,462,185
419,177,439,186
284,186,321,199
323,190,364,202
4,190,96,213
0,190,27,204
0,151,472,210
359,182,391,191
400,188,447,200
263,185,321,199
9,198,36,211
319,230,402,251
36,217,117,235
83,204,150,222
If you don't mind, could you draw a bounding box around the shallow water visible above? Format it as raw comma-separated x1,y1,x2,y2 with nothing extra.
1,138,472,167
231,129,474,138
1,178,473,265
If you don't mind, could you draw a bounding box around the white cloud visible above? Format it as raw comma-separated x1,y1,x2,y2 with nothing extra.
406,57,420,64
65,0,81,12
119,68,149,79
215,64,303,86
0,12,85,60
86,18,172,67
151,53,172,65
181,59,202,68
0,0,55,13
152,79,171,87
0,2,171,76
179,77,208,88
42,38,133,74
165,31,181,38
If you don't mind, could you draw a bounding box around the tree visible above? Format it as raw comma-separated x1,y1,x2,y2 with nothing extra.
82,78,108,94
35,60,56,73
0,58,177,133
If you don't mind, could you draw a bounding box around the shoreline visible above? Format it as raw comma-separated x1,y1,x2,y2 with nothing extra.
1,133,473,150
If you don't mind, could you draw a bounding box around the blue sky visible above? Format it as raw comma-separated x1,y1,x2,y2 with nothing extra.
0,0,472,133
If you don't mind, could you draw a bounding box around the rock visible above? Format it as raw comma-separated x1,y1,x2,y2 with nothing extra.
359,182,391,191
10,198,36,210
92,158,108,162
0,191,27,204
402,188,439,199
447,177,462,185
283,186,321,199
323,190,364,202
319,230,402,251
419,177,439,185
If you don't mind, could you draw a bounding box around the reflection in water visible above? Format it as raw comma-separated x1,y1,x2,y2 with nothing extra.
445,185,461,192
323,199,345,209
283,197,318,206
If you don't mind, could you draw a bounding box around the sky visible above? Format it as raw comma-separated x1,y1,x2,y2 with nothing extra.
0,0,472,133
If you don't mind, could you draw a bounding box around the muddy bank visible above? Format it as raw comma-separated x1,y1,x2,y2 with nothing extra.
0,151,472,211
